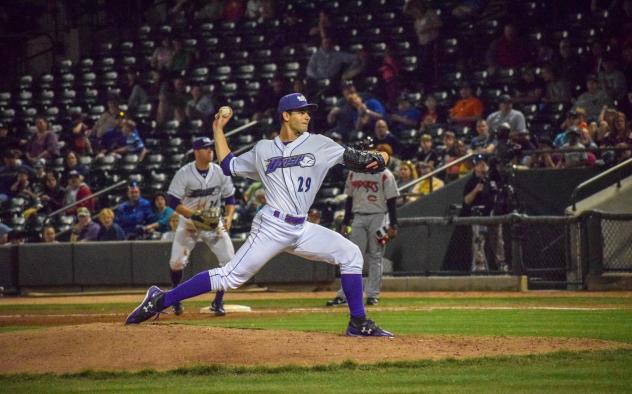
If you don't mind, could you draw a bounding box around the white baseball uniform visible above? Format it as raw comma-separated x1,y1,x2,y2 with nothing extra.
167,161,235,270
210,132,363,291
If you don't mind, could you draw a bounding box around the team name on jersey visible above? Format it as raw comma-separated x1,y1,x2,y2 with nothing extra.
265,153,316,174
187,186,219,198
351,180,379,192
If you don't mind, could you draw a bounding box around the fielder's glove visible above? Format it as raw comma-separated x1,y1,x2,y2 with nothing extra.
190,207,221,231
343,146,386,174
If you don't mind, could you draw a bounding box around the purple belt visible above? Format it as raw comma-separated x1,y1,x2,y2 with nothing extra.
273,210,306,225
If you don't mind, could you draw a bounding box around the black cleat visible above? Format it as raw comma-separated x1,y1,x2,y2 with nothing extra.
366,297,379,306
125,286,166,325
173,302,183,316
210,300,225,316
326,297,347,307
346,318,394,338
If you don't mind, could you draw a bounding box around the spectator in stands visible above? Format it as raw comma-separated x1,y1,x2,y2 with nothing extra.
252,76,287,121
574,74,613,121
462,154,507,273
486,95,527,134
511,130,537,167
69,113,93,156
438,130,458,168
194,0,223,21
307,208,321,224
552,39,584,86
306,35,355,92
416,134,439,168
97,208,126,241
161,213,180,241
540,64,572,103
93,98,121,139
378,45,402,108
41,225,57,243
601,112,632,161
622,45,632,88
245,0,274,20
271,9,306,48
531,137,559,168
99,119,148,162
0,223,10,246
223,0,245,22
389,95,421,134
32,158,47,185
39,170,65,214
185,84,215,123
123,70,148,116
584,40,606,74
561,127,588,168
25,117,60,165
579,126,599,150
144,192,175,234
599,57,628,101
157,76,189,124
415,161,444,196
377,143,401,175
553,109,587,148
308,10,333,44
396,160,419,205
373,120,401,157
448,82,483,128
445,139,469,181
327,84,385,136
512,68,544,104
170,38,191,74
115,182,156,239
418,95,444,133
63,151,90,183
64,170,95,215
150,36,175,73
0,150,33,203
70,206,100,242
0,126,25,153
403,0,442,85
9,167,37,200
470,119,497,155
485,23,529,73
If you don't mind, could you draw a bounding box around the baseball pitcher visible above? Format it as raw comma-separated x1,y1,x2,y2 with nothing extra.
165,136,236,316
126,93,394,337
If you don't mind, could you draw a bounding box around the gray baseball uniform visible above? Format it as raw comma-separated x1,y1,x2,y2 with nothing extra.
336,169,399,299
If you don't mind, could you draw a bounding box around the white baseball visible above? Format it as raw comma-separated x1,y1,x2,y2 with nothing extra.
219,106,232,118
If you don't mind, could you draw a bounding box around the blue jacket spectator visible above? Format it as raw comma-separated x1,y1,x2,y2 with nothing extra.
98,119,148,161
115,182,156,238
97,208,126,241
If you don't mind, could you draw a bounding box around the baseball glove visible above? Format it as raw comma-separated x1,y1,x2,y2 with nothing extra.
190,207,221,231
343,146,386,174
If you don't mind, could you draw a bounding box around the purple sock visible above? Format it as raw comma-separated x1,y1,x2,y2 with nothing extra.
214,290,225,304
163,271,212,308
341,274,366,320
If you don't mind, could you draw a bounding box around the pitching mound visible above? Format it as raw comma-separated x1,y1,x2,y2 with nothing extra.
1,323,628,374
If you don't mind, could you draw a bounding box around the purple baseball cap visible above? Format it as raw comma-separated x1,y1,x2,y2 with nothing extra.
277,93,318,114
192,137,213,150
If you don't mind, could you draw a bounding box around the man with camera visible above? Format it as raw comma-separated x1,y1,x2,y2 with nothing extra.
462,154,508,273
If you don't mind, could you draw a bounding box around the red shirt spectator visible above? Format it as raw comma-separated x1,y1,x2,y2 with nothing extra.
486,24,529,70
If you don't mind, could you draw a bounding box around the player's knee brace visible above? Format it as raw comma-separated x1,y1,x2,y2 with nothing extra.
339,243,363,275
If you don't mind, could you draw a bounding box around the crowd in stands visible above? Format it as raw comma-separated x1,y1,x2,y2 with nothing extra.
1,0,632,245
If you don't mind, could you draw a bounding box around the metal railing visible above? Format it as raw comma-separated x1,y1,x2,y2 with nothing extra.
398,152,475,193
45,179,129,221
570,157,632,211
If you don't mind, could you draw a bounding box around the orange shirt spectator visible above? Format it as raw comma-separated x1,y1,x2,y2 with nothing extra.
449,83,483,126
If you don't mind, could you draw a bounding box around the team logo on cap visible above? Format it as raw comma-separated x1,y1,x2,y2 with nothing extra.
296,94,307,102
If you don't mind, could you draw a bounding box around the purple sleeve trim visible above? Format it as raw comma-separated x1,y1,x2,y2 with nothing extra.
224,195,236,205
220,153,235,176
167,194,181,209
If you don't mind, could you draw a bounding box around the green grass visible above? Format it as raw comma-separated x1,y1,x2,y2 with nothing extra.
1,350,631,393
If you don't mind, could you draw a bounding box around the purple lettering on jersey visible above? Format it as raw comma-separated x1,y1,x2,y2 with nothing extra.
265,153,316,174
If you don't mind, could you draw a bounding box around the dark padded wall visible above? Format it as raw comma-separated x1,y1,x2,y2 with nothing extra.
131,241,172,285
18,243,73,286
74,242,132,285
0,246,17,291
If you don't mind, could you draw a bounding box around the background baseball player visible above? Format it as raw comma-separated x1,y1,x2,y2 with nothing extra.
327,145,399,307
165,136,236,316
126,93,394,337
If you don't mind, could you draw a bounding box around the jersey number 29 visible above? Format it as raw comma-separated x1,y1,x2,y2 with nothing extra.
297,176,311,192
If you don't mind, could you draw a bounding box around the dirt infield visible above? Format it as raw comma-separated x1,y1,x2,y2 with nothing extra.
1,323,628,374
